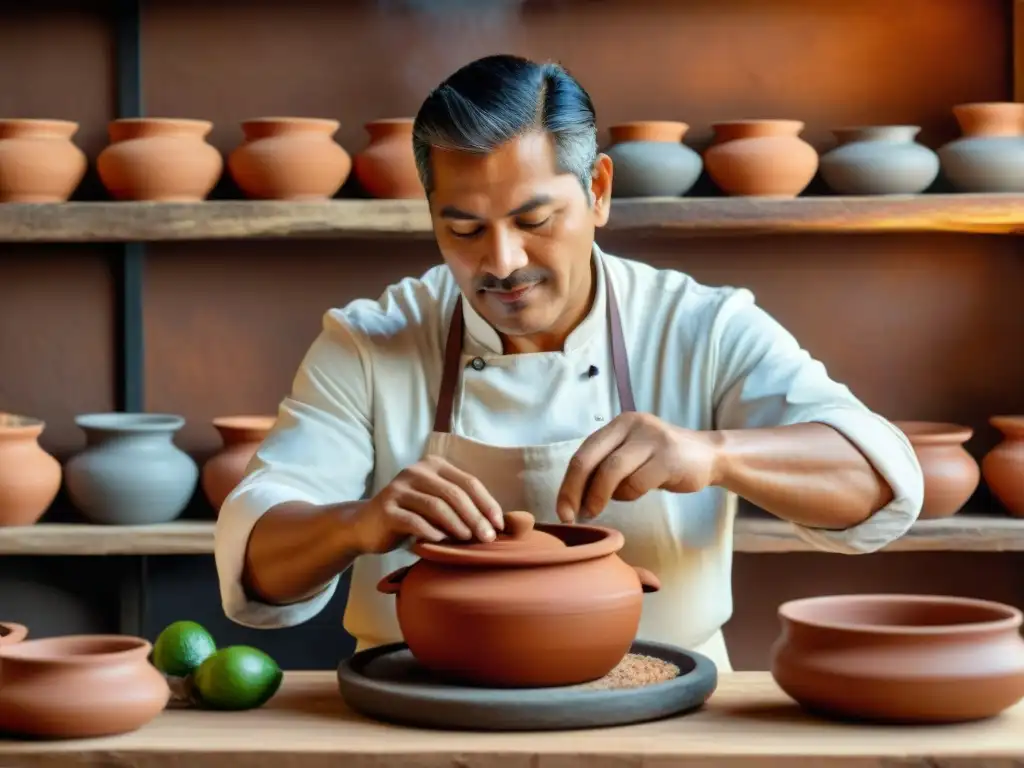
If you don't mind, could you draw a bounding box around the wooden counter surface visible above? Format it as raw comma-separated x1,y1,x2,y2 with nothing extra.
1,671,1022,767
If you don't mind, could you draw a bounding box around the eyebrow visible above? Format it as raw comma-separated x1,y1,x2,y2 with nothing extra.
439,194,554,221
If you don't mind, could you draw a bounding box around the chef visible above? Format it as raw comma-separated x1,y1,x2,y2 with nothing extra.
214,54,924,673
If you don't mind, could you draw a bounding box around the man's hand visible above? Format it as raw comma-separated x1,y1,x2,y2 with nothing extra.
556,413,721,523
352,455,504,554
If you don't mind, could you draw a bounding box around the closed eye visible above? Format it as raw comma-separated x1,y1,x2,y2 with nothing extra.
518,216,551,230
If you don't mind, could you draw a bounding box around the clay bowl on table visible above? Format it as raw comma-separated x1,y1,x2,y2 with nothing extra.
0,622,28,645
378,510,661,688
770,593,1024,723
0,634,170,738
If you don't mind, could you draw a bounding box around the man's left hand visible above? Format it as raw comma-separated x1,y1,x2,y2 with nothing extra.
556,413,722,523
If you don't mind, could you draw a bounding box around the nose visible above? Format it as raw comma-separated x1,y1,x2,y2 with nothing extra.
481,225,529,280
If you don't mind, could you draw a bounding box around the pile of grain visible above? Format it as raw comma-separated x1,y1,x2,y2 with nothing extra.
576,653,680,690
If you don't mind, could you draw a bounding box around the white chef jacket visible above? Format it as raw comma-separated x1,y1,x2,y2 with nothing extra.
214,244,925,644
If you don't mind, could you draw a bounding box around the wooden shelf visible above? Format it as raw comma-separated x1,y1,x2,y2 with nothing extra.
1,194,1023,243
2,515,1022,555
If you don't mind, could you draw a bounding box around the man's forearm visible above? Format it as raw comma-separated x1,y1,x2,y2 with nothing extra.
242,501,366,606
709,422,895,530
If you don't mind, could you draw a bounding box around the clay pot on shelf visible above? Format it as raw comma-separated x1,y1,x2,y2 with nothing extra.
0,119,87,202
378,510,660,687
0,622,28,645
703,119,818,197
227,117,352,200
982,415,1024,517
604,121,703,197
892,421,979,518
97,118,223,201
771,593,1024,723
201,415,276,514
0,634,170,738
0,413,62,527
938,102,1024,192
64,413,198,525
819,126,939,195
352,118,423,199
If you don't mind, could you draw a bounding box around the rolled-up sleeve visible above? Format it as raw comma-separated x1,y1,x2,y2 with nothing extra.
214,308,375,628
709,289,924,554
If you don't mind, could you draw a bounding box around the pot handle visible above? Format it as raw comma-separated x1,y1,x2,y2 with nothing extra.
633,566,661,594
376,565,412,595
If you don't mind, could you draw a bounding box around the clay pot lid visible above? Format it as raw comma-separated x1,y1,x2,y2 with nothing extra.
414,510,624,567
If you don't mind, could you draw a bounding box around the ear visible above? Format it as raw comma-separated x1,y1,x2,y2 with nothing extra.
589,153,613,227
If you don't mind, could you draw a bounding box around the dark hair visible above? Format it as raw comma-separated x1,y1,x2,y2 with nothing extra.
412,54,598,198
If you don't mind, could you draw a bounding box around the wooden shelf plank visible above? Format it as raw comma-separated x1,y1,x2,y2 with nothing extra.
2,515,1022,555
1,194,1023,243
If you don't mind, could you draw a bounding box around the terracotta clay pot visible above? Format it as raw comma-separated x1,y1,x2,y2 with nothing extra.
352,118,423,199
938,103,1024,192
227,117,352,200
819,126,939,195
0,119,87,202
982,415,1024,517
0,413,62,527
378,510,660,687
0,634,170,738
201,415,276,513
0,622,28,645
893,421,979,518
97,118,223,201
771,594,1024,723
704,119,819,197
605,121,703,197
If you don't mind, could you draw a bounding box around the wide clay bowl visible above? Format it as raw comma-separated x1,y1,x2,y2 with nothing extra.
770,594,1024,723
0,622,28,645
378,510,661,688
0,634,170,738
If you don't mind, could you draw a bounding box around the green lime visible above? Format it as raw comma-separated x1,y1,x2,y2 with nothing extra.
152,620,217,678
193,646,283,711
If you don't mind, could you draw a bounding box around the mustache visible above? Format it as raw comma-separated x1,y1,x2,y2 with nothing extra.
475,269,548,292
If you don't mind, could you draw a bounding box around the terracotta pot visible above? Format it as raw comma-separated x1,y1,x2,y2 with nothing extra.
0,119,87,202
0,622,28,645
605,121,703,197
378,510,660,687
892,421,979,518
704,119,819,197
819,126,939,195
227,117,352,200
201,415,276,513
0,413,62,527
0,634,169,738
938,103,1024,192
982,415,1024,517
352,118,423,199
97,118,223,201
770,594,1024,723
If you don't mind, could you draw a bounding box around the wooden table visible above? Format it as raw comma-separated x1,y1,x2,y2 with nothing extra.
1,671,1022,767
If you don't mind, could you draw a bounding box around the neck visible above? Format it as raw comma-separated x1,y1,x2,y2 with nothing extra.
501,260,596,354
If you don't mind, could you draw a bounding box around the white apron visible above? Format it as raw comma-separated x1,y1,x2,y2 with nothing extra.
346,273,733,672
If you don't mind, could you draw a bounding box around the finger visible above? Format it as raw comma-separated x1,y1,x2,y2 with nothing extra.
610,455,666,502
384,505,446,543
557,418,631,522
411,469,496,541
399,490,474,540
579,442,652,519
435,462,504,533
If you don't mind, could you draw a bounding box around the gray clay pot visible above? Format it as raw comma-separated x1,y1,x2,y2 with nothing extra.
65,413,198,525
938,102,1024,193
820,126,939,195
605,121,702,198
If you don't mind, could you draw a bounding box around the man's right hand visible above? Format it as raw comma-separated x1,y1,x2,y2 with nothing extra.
351,456,504,555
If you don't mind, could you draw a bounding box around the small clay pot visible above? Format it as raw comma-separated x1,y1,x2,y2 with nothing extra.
227,117,352,200
0,413,62,526
605,121,703,197
0,622,28,645
352,118,423,199
771,594,1024,723
938,103,1024,192
704,119,819,197
0,119,87,202
378,510,660,687
97,118,223,201
201,415,276,513
819,126,939,195
893,421,979,519
982,415,1024,517
0,634,170,738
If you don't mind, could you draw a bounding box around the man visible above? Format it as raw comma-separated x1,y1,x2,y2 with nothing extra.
215,54,924,672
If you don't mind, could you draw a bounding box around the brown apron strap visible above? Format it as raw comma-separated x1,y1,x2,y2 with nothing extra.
432,277,635,434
